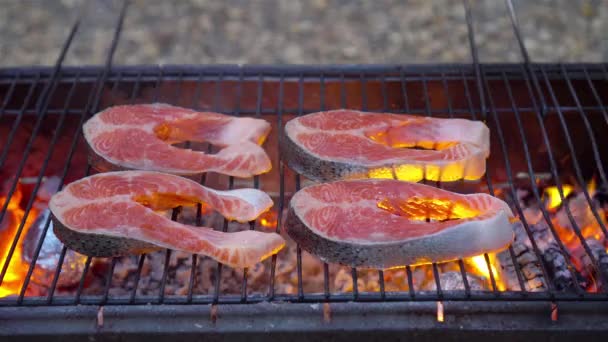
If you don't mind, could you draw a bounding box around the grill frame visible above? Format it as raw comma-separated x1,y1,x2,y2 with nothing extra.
2,301,608,341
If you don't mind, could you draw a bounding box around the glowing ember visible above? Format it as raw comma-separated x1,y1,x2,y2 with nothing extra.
377,197,479,222
469,254,505,291
258,210,278,229
544,185,573,210
436,301,444,322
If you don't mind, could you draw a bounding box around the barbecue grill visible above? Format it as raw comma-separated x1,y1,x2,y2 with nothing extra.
1,1,608,340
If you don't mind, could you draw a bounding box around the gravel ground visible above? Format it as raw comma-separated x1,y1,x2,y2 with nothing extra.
0,0,606,67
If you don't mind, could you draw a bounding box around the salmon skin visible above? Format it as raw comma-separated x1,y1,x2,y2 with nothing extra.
49,171,285,268
282,110,490,182
84,103,272,178
286,179,513,269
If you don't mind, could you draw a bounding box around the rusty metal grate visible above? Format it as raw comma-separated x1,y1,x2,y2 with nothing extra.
0,0,608,311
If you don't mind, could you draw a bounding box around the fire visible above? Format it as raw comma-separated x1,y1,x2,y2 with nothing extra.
368,167,394,179
367,163,466,182
0,185,38,298
377,197,479,222
258,210,278,229
544,185,574,210
545,179,595,211
469,254,505,291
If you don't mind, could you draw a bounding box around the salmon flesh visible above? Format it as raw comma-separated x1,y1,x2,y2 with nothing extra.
50,171,285,268
84,103,272,177
282,110,490,182
286,179,513,268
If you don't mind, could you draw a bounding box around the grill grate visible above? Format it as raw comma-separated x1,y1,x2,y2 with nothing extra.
0,0,608,308
1,64,607,306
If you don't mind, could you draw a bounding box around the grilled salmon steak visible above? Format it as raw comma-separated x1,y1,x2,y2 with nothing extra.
285,179,513,268
282,110,489,182
84,103,272,177
50,171,284,268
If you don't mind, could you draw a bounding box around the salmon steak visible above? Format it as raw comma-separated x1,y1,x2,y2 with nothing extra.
282,110,490,182
84,103,272,177
285,179,513,268
49,171,285,268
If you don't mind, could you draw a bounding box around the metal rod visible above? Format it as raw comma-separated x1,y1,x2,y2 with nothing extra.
268,74,285,300
319,73,331,301
432,263,443,299
581,66,608,127
400,67,410,112
0,72,21,123
187,70,206,303
101,258,118,305
45,246,68,304
7,289,608,306
129,255,146,304
504,0,547,114
212,71,233,304
406,266,415,298
124,71,147,304
158,249,173,303
74,256,92,304
508,246,527,292
458,259,472,296
484,253,499,293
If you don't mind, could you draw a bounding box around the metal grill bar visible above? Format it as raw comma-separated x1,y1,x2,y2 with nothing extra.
295,73,305,301
3,105,608,118
188,70,207,303
269,74,286,300
0,72,21,123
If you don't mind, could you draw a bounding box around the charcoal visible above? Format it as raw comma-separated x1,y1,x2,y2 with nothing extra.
504,222,547,291
426,271,484,291
585,239,608,277
571,238,608,291
543,245,586,291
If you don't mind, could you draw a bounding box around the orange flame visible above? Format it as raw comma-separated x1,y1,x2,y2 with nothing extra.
469,254,505,291
587,178,597,196
258,210,278,230
0,187,38,298
545,185,574,210
377,197,480,222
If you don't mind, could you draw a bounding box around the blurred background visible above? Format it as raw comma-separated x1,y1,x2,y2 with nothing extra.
0,0,606,66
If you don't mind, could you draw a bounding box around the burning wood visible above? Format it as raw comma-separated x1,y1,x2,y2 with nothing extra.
501,178,608,293
570,238,608,292
0,180,40,298
553,191,606,247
